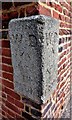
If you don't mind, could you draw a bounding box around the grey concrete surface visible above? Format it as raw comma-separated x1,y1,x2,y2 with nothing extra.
9,15,59,104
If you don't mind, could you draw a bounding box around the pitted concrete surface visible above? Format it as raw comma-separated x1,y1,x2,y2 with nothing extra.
9,15,59,104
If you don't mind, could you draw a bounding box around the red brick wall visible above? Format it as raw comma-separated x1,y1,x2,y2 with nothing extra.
1,1,72,119
38,1,72,118
1,2,39,119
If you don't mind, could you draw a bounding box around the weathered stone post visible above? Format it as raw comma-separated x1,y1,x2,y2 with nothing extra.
9,15,59,105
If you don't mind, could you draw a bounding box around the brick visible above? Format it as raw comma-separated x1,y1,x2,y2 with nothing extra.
60,82,65,89
42,102,52,117
60,98,63,104
9,11,18,19
2,13,9,21
2,20,9,29
7,95,14,104
59,14,65,21
60,69,65,76
2,104,8,114
59,29,70,35
2,116,7,120
2,56,12,65
59,29,63,35
1,31,8,39
5,87,20,100
68,36,71,41
20,8,25,17
63,70,69,77
6,101,21,115
31,108,41,117
16,114,25,120
15,99,24,109
67,49,70,55
2,79,14,89
53,10,59,19
22,97,41,110
2,110,6,116
39,5,51,16
59,92,65,100
63,64,65,69
55,4,62,13
63,9,68,16
68,24,71,28
60,2,69,10
66,64,70,71
2,97,6,104
2,2,12,10
65,17,70,23
2,85,5,92
64,44,67,49
2,92,7,99
2,64,13,73
60,22,65,28
58,57,66,67
6,113,14,119
51,104,55,111
2,48,11,57
69,12,72,18
3,71,13,82
47,2,55,8
60,22,70,28
26,5,39,16
3,104,16,118
54,103,59,112
67,1,71,5
22,111,37,120
68,4,72,11
2,40,10,48
25,105,29,113
58,66,63,74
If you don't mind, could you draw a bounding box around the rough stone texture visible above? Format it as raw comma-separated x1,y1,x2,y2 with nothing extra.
9,15,59,104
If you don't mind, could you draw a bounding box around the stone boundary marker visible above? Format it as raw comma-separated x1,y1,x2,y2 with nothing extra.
9,15,59,104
